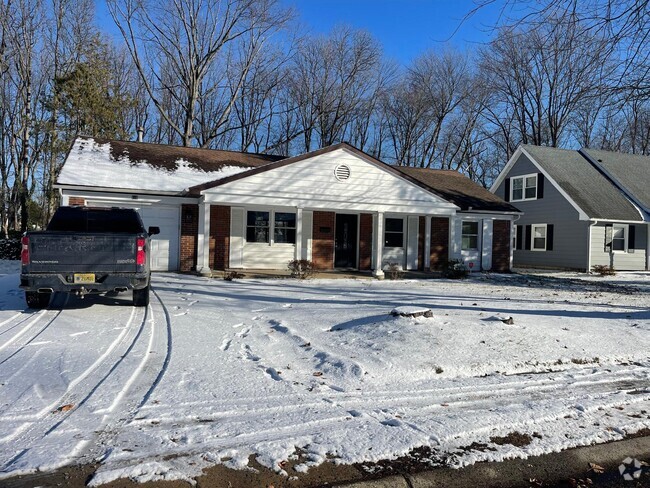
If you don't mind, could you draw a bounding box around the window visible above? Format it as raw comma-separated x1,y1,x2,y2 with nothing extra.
461,221,479,250
612,225,626,252
511,174,537,201
532,224,547,251
384,218,404,247
247,211,270,243
274,212,296,244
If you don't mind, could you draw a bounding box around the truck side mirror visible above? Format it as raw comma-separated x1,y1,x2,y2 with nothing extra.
148,226,160,236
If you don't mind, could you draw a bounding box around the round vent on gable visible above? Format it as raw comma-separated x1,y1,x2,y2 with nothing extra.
334,164,351,181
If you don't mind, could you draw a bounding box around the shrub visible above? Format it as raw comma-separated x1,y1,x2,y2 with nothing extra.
591,264,616,276
223,270,245,281
0,238,20,260
443,259,468,279
288,259,315,279
386,262,404,280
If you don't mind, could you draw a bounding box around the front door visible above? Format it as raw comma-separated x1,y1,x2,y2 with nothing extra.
335,214,358,268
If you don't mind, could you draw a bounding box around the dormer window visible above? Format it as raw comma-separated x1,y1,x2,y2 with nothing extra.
511,174,538,201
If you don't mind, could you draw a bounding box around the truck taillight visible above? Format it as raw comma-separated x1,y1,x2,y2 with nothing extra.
21,236,29,265
136,238,146,266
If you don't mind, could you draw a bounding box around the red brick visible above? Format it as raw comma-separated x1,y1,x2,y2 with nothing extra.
210,205,230,270
430,217,449,270
312,211,335,270
491,220,511,272
180,204,198,272
68,196,85,206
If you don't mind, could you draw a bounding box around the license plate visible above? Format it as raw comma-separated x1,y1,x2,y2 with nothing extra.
73,273,95,284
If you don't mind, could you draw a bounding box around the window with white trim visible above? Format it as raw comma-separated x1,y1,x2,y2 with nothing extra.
247,211,270,243
246,210,297,245
274,212,296,244
532,224,547,251
511,174,537,201
384,218,404,247
612,224,626,252
461,221,479,250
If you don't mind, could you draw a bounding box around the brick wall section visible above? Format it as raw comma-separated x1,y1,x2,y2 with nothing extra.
417,216,425,271
429,217,449,271
358,213,373,270
180,204,198,272
312,211,335,270
68,196,85,206
491,219,511,272
210,205,231,271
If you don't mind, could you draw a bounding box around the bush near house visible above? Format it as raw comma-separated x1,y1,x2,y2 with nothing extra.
443,259,469,279
288,259,315,279
591,264,616,276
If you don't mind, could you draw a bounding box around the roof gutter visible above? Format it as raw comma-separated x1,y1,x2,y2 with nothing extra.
588,218,645,224
54,183,190,198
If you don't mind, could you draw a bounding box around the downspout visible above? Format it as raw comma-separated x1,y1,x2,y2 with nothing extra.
587,220,598,273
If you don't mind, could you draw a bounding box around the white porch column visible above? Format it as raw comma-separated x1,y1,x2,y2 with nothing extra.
197,200,212,276
424,216,431,270
295,208,303,260
373,212,385,279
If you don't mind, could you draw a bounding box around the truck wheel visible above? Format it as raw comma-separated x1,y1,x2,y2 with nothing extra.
26,291,51,309
133,285,150,307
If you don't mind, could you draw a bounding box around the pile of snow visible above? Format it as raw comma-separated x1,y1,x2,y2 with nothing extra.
57,138,250,192
0,269,648,485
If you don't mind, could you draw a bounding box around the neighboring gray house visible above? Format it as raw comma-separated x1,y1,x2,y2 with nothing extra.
491,145,649,271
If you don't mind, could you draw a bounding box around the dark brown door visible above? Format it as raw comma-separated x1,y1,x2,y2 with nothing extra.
335,214,358,268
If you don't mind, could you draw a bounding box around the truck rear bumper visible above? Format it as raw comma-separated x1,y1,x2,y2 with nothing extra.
20,273,150,293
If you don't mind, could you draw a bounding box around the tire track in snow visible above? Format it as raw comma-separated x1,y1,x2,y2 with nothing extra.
0,303,148,474
0,294,69,367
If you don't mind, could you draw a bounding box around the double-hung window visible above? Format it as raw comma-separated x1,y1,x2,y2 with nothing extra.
384,218,404,247
274,212,296,244
532,224,547,251
246,210,297,245
511,174,537,201
612,224,626,252
461,221,479,250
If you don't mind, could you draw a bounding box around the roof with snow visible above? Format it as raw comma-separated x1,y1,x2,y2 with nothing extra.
56,136,284,194
521,145,644,221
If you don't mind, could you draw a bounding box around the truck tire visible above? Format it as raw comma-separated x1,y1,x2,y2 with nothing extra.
26,291,51,309
133,285,150,307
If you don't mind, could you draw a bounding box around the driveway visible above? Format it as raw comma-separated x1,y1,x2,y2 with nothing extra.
0,265,648,486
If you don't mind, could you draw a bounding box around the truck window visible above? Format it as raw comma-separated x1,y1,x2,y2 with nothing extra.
47,208,144,233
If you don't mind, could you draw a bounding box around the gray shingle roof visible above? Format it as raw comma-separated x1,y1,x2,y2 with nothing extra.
521,145,643,221
581,148,650,214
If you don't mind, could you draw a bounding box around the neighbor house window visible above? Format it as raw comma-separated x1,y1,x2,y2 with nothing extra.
612,224,626,251
274,212,296,244
532,224,547,251
247,211,270,243
511,174,537,201
384,218,404,247
461,221,479,250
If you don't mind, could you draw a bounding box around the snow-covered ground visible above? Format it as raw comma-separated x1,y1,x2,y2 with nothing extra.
0,260,648,485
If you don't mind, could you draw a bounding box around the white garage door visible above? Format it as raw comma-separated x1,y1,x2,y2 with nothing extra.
138,206,180,272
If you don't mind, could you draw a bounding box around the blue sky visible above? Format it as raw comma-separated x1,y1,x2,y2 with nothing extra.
281,0,506,63
95,0,507,64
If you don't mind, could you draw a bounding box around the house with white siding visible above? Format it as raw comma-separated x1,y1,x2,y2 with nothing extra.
491,145,650,271
56,137,520,276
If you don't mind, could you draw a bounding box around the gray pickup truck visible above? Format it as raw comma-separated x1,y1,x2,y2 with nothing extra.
20,206,159,309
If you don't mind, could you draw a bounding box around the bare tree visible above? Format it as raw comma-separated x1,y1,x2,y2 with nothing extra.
107,0,292,147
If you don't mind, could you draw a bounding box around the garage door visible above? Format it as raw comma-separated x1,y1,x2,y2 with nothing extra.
138,206,180,272
84,200,180,272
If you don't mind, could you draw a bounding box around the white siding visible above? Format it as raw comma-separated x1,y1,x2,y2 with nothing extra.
590,223,647,271
230,207,244,268
242,243,295,269
203,148,458,215
406,216,419,270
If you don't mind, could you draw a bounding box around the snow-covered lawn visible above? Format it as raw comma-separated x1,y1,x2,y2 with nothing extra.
0,261,648,485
